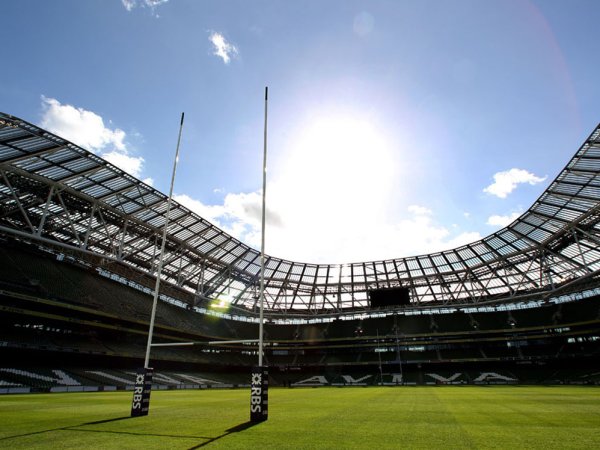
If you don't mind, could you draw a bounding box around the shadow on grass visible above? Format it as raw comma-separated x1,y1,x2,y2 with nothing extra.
187,421,261,449
1,416,260,447
80,416,131,426
0,416,132,442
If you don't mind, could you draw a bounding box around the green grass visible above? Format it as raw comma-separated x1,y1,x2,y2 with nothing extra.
1,386,599,449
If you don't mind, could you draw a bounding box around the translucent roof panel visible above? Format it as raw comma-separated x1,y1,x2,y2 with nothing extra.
1,111,599,316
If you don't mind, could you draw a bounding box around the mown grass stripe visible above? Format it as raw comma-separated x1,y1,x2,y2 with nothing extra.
0,387,598,449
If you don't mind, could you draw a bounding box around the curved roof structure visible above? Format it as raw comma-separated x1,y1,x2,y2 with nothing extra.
1,111,599,316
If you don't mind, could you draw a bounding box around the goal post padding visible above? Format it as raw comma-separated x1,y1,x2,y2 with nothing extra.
131,367,153,417
250,366,268,422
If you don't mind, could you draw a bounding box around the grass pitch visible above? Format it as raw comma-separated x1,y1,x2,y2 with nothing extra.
1,386,599,449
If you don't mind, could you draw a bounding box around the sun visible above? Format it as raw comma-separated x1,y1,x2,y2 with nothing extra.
264,110,400,262
276,113,396,217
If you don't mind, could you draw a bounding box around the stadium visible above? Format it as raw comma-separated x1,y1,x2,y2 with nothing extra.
1,111,599,447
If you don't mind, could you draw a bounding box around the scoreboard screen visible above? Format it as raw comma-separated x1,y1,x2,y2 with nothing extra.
368,286,410,307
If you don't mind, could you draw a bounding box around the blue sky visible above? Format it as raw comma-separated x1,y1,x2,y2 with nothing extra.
1,0,599,263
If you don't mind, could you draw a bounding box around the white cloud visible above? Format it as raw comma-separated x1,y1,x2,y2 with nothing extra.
121,0,168,13
121,0,135,11
371,207,482,259
40,97,125,152
174,190,483,263
407,205,432,216
39,97,149,179
102,151,145,178
174,194,226,225
174,191,281,248
483,168,546,198
486,211,522,227
208,32,238,64
445,231,483,249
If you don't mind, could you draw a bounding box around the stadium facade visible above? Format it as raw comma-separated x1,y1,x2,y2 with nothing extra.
0,112,599,391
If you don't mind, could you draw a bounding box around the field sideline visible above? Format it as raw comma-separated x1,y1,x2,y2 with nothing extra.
1,386,599,449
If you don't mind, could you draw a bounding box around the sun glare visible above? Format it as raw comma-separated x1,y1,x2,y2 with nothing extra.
263,111,401,262
276,114,396,218
210,293,233,311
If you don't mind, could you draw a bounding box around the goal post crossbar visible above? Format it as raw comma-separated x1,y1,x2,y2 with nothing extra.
150,339,261,347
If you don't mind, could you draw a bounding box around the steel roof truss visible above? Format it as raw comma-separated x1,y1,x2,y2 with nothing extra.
0,169,36,233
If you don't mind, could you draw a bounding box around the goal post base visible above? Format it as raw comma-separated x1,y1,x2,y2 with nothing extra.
131,367,153,417
250,366,268,422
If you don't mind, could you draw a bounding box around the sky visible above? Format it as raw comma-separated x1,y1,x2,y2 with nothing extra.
1,0,600,264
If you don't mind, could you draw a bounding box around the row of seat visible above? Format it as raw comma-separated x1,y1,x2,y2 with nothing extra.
1,366,599,389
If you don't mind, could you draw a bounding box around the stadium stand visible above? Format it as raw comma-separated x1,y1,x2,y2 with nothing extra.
1,244,599,389
1,113,599,392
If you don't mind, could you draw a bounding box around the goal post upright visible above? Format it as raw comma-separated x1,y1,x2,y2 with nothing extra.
259,86,267,369
131,112,185,417
250,86,269,423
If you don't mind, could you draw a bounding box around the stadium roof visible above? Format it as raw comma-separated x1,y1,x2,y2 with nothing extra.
1,111,599,316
